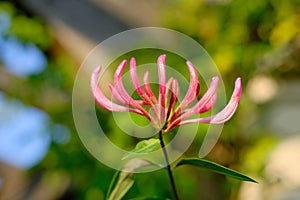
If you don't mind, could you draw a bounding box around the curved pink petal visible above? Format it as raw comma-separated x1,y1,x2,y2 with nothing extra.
113,60,132,102
113,60,152,120
178,78,242,126
143,71,158,104
165,77,174,106
108,83,127,105
175,61,200,113
166,77,219,131
199,93,217,113
90,66,142,114
158,54,166,108
130,58,151,103
141,72,164,124
157,54,167,126
167,79,180,119
193,77,219,113
114,59,145,106
114,60,127,82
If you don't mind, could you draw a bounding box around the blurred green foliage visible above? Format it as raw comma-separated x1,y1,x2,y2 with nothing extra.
164,0,300,77
0,2,53,50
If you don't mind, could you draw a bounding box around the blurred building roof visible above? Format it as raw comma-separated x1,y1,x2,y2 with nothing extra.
19,0,162,63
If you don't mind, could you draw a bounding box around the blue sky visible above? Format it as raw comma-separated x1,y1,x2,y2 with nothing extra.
0,12,47,77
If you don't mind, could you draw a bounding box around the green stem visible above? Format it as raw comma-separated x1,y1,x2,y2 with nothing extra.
158,130,180,200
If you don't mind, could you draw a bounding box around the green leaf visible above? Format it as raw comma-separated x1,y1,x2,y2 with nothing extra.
106,170,121,200
176,158,257,183
107,159,154,200
107,171,134,200
122,138,160,160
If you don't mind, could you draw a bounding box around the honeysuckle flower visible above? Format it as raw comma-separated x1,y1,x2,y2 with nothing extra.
91,54,242,132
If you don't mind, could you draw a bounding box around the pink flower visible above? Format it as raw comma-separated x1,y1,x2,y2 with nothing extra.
91,54,242,132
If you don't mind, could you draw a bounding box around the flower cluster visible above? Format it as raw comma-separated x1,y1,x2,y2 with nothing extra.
91,54,242,132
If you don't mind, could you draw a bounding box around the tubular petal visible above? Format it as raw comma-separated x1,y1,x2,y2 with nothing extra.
158,54,166,109
199,93,217,113
113,60,133,102
175,61,200,112
194,77,219,113
108,83,127,105
165,77,174,106
178,78,242,126
184,77,218,117
130,58,151,103
143,71,158,104
142,72,161,122
167,77,219,130
167,79,180,119
110,81,152,120
91,66,142,114
114,60,146,106
209,77,241,123
114,60,127,82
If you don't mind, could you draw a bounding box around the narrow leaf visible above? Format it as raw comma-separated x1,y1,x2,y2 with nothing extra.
107,159,154,200
108,172,134,200
122,138,160,160
106,170,121,200
176,158,257,183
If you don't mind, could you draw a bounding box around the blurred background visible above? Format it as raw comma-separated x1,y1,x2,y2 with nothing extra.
0,0,300,199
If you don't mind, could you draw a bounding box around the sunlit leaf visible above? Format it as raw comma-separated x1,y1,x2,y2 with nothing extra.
176,158,257,183
122,138,160,160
